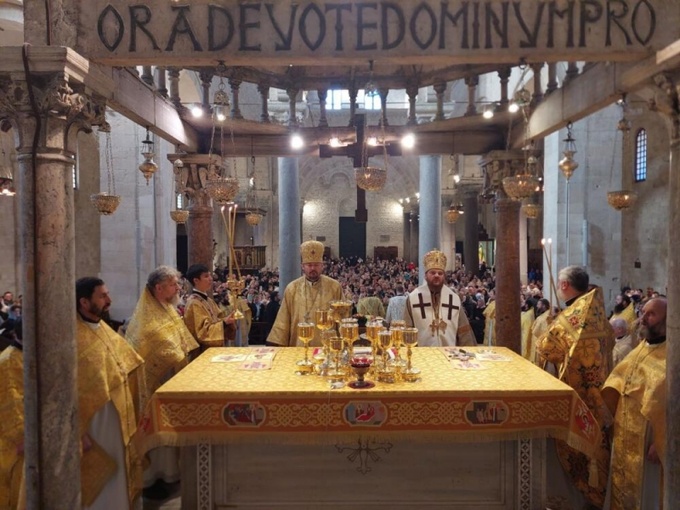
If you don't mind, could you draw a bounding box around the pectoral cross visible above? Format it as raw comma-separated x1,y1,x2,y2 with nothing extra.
430,318,447,334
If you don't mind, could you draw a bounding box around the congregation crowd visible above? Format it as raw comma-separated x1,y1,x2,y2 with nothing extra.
0,241,668,509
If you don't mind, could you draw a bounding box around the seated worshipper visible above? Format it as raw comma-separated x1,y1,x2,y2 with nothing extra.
75,277,145,509
356,291,385,319
404,249,476,347
267,240,343,346
126,265,200,499
536,266,614,509
183,264,236,350
610,317,634,368
0,319,23,509
603,297,666,510
384,285,408,326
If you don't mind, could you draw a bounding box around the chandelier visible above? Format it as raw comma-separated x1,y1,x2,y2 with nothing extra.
522,203,541,219
356,166,387,191
244,155,263,226
503,102,541,201
91,121,122,215
138,126,158,184
245,211,263,225
558,122,579,181
446,204,464,223
204,74,239,205
607,190,637,211
170,209,189,224
607,98,637,212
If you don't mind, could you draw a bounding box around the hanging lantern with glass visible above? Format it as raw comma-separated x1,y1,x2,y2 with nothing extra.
204,93,239,205
170,209,189,224
522,202,541,219
606,101,637,211
91,121,122,215
503,138,541,201
245,156,263,226
355,116,388,192
559,122,579,181
139,126,158,184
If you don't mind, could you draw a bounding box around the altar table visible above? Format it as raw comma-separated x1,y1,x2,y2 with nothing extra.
137,347,600,510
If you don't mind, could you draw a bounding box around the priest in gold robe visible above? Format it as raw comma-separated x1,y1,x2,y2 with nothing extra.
536,266,614,509
603,297,667,510
183,264,236,350
75,277,145,509
483,291,496,346
530,298,551,366
520,306,535,360
267,241,343,347
0,322,23,510
126,265,200,497
221,295,252,347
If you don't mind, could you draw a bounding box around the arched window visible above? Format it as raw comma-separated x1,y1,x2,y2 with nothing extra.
634,128,647,182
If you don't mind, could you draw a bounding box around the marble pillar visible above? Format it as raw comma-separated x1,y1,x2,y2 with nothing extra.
172,155,220,270
648,73,680,507
278,157,300,293
418,155,442,283
462,189,479,276
2,74,101,508
494,197,522,353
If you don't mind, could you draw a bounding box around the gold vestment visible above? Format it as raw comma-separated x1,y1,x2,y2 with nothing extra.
536,288,614,508
126,288,200,397
184,292,232,348
520,308,535,360
530,310,551,365
603,341,666,510
0,346,23,510
76,317,145,505
611,302,637,331
267,275,343,346
483,300,496,346
221,297,252,346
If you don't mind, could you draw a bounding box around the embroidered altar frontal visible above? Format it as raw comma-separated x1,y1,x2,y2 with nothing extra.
138,347,600,459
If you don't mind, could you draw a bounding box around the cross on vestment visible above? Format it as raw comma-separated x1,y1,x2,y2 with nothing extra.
413,293,431,319
441,294,459,320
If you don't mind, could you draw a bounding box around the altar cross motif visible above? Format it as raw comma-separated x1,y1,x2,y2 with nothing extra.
413,293,431,319
442,294,459,320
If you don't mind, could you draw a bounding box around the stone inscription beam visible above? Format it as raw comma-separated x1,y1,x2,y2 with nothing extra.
77,0,677,66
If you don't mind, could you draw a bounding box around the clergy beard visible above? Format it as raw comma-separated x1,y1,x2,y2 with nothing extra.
166,293,181,307
613,302,626,314
88,302,108,320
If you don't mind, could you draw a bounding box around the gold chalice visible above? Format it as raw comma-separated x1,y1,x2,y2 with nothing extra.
327,336,345,382
402,327,420,382
329,300,353,333
296,321,315,375
377,330,396,383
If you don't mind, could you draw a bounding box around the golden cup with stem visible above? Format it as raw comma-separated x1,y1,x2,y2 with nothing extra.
339,318,359,376
226,276,246,319
327,336,345,382
329,300,353,333
365,319,382,375
377,330,396,383
389,323,407,375
295,321,315,375
401,327,420,382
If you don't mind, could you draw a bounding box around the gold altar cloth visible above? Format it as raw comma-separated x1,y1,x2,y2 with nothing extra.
137,347,600,459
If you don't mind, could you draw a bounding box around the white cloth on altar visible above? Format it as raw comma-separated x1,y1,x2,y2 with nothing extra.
143,447,180,487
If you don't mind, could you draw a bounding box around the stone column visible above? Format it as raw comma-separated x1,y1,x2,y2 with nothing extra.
406,84,418,126
317,88,328,127
465,75,478,116
229,76,243,120
498,67,511,109
530,63,544,107
258,82,270,123
278,157,300,293
141,66,154,86
479,151,525,354
156,67,167,97
199,70,213,111
418,155,442,282
286,88,299,127
546,63,558,95
495,197,522,353
172,154,221,269
648,72,680,507
462,187,480,276
1,73,101,509
433,81,447,121
168,67,182,108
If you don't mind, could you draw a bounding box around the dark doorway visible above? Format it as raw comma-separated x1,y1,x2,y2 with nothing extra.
339,217,366,259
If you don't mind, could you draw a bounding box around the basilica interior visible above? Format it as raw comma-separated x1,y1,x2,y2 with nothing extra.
1,0,679,508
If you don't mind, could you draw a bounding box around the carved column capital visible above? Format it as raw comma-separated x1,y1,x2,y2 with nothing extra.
648,72,680,142
478,150,525,198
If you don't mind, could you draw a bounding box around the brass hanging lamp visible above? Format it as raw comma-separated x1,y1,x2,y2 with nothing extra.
607,98,638,211
91,121,122,215
138,126,158,184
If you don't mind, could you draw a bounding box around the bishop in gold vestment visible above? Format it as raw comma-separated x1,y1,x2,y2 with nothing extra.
267,241,343,346
603,297,666,510
536,267,614,508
